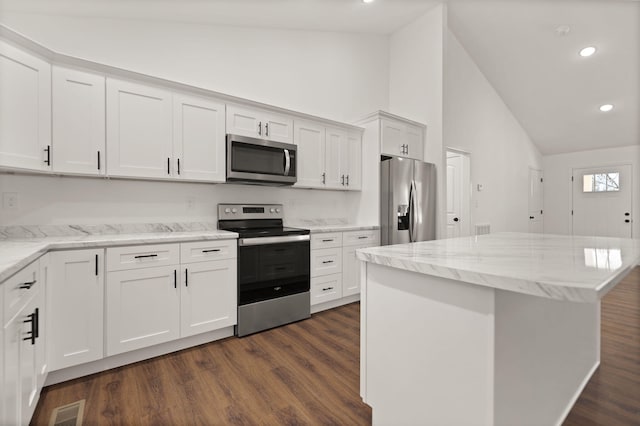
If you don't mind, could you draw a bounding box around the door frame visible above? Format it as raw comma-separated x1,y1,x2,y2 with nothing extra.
445,147,472,238
571,162,633,238
528,167,544,233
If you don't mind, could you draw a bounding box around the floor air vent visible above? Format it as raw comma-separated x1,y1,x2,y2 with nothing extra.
475,223,491,236
49,399,85,426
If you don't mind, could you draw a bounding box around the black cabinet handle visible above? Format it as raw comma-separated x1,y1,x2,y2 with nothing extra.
258,122,262,136
34,308,39,339
18,280,36,290
265,122,269,137
529,216,535,220
97,151,101,170
167,157,170,175
275,266,287,271
322,260,334,264
185,268,188,287
358,236,368,239
322,239,334,242
202,249,221,253
177,158,180,175
23,312,36,345
341,175,345,185
346,175,349,186
174,269,177,289
322,287,334,291
134,254,158,259
322,172,326,184
44,145,51,166
95,254,99,276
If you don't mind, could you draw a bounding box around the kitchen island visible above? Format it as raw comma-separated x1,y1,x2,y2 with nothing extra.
356,232,640,426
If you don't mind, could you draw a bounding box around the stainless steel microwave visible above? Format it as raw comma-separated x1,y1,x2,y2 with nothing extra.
226,134,297,185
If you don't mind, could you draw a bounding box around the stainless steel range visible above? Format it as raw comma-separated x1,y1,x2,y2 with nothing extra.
218,204,310,337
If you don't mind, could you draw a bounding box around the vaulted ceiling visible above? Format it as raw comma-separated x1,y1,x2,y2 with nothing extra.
1,0,637,156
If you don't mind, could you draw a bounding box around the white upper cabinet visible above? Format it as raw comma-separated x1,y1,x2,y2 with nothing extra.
381,117,424,161
227,104,293,143
324,127,345,189
173,94,226,182
0,40,51,171
294,120,326,188
345,132,362,190
52,66,106,175
106,78,173,178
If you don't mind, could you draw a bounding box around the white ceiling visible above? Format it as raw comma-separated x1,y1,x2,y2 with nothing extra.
448,0,640,155
0,0,638,155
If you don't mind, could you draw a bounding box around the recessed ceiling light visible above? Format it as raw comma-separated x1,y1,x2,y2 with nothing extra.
599,104,614,112
362,0,374,3
579,46,596,57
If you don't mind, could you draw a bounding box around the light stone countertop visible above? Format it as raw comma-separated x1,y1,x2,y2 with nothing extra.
0,230,238,283
356,232,640,303
305,225,380,233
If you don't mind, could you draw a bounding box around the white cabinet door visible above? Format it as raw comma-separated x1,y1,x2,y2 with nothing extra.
49,249,104,370
0,41,51,171
106,78,173,178
311,247,342,277
106,266,180,356
294,120,325,188
37,254,49,388
381,118,407,158
345,132,362,190
325,127,345,189
263,111,293,143
180,259,237,337
405,124,424,161
52,66,105,175
3,310,21,426
20,295,40,425
173,94,226,182
227,105,293,143
226,105,262,139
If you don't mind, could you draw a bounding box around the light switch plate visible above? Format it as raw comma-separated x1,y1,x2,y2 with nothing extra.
2,192,18,209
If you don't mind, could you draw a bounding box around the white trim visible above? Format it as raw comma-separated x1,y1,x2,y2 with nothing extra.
554,361,600,426
310,293,360,314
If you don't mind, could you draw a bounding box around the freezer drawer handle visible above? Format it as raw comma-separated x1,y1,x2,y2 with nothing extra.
134,254,158,259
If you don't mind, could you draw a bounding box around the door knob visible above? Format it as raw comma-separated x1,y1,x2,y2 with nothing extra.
453,217,459,222
625,219,630,223
624,212,630,216
529,216,535,219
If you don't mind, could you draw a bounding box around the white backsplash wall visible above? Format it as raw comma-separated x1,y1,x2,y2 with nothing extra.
0,174,359,226
0,13,389,124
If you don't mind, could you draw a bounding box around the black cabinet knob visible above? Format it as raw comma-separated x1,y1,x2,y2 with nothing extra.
529,216,535,219
453,217,459,222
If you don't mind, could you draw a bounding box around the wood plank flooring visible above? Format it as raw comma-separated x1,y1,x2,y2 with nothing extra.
32,267,639,425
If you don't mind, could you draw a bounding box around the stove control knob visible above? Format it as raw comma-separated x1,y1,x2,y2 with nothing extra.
270,208,275,213
276,208,281,213
224,208,231,214
231,208,237,214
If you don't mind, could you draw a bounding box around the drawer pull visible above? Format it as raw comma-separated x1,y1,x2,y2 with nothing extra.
202,249,221,253
174,269,177,289
357,236,368,239
275,266,287,271
134,254,158,259
322,260,334,264
18,280,37,290
322,239,334,242
322,287,334,291
185,268,188,287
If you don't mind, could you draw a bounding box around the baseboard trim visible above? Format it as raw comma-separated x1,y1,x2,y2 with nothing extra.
311,294,360,314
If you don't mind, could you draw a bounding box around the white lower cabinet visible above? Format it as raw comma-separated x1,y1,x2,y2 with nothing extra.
311,273,342,305
341,246,360,297
105,241,237,356
49,249,104,370
2,259,46,426
106,265,180,356
181,259,236,337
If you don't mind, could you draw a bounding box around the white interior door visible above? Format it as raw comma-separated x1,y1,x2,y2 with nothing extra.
446,151,471,238
528,168,544,233
572,164,633,238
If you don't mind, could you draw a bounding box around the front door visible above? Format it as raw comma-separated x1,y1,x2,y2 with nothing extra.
572,164,633,238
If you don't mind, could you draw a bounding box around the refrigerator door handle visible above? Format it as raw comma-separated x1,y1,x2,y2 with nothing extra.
409,180,418,242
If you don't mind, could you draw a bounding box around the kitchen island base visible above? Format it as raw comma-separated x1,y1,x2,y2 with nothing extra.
360,263,600,426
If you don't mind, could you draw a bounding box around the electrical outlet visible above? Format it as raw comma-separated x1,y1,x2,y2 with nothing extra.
186,197,196,210
2,192,18,210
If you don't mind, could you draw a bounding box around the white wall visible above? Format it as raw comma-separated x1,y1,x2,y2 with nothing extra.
543,145,640,238
443,30,543,233
1,13,389,124
388,4,447,238
0,13,389,226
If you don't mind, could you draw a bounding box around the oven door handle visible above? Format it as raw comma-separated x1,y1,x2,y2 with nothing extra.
239,234,310,246
284,149,291,176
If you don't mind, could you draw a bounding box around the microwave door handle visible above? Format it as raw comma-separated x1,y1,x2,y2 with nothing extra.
284,149,291,176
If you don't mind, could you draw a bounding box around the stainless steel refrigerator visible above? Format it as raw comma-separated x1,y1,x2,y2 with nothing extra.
380,157,437,245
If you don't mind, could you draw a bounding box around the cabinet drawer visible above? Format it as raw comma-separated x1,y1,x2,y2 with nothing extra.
311,274,342,306
311,247,342,277
180,240,237,264
342,230,379,247
107,244,179,271
3,260,39,326
311,233,343,250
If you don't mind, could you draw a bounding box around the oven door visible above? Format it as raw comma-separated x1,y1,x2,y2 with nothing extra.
226,134,297,185
238,239,310,306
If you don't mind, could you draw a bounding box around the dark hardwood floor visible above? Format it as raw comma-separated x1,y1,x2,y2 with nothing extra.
32,267,640,425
